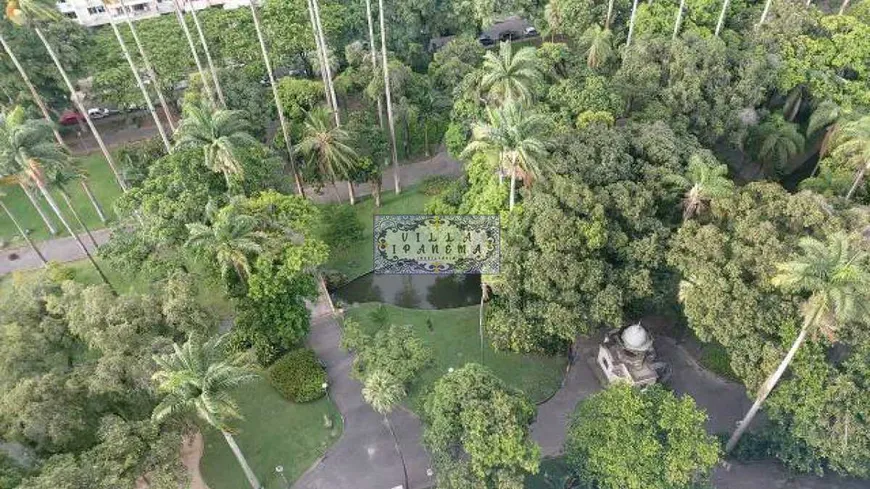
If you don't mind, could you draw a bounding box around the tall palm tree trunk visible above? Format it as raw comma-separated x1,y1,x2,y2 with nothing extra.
186,0,226,107
626,0,640,47
19,181,57,234
347,181,356,205
384,415,409,489
365,0,385,130
221,430,260,489
58,186,99,249
80,180,107,224
605,0,615,29
479,281,486,364
248,0,304,196
715,0,730,36
726,308,817,452
120,0,176,132
673,0,687,39
172,0,215,105
0,33,67,150
377,0,401,194
34,27,127,192
306,0,333,115
0,199,47,265
34,179,112,289
107,13,172,152
839,0,850,14
311,0,340,125
756,0,773,29
845,161,868,201
508,161,517,210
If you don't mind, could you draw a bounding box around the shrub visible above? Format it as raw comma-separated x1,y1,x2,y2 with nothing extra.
317,204,363,251
268,348,328,403
419,175,453,196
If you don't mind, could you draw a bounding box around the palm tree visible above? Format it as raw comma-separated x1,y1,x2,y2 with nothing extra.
0,32,66,149
377,0,400,194
185,0,225,107
16,178,57,234
726,232,870,452
152,333,261,489
51,166,101,248
830,116,870,201
295,107,359,203
174,102,258,189
480,41,543,105
807,100,842,164
669,155,734,220
714,0,730,36
170,0,214,105
838,0,850,14
117,0,176,132
78,174,107,224
364,0,385,129
309,0,340,125
185,205,264,285
605,0,616,29
626,0,640,47
362,370,409,489
461,103,549,211
757,115,805,174
544,0,563,41
673,0,687,38
6,0,127,191
305,0,335,116
0,189,46,265
104,2,172,152
0,116,112,286
799,166,852,197
248,0,304,196
757,0,773,28
580,25,613,69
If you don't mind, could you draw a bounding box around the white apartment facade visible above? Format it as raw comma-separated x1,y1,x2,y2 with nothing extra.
56,0,251,27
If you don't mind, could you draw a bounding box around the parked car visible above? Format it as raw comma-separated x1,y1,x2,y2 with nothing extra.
87,107,111,119
58,110,85,126
524,26,539,37
478,34,494,46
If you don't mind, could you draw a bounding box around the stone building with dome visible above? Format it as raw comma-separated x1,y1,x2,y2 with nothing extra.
595,322,669,388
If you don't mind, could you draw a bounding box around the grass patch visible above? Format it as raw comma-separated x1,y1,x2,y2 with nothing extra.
323,185,432,281
695,341,740,382
345,303,566,409
0,154,123,245
200,379,342,489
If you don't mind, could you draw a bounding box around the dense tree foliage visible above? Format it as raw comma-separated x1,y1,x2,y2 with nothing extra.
422,363,539,489
565,384,720,489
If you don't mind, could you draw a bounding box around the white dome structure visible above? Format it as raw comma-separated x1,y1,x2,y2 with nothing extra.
621,323,652,352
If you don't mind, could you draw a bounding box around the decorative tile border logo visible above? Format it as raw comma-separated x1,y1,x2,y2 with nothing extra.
374,215,500,274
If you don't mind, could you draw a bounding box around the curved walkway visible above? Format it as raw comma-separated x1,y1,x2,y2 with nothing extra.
294,296,433,489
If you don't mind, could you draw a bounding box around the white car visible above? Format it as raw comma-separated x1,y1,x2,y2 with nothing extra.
87,107,111,119
524,26,539,37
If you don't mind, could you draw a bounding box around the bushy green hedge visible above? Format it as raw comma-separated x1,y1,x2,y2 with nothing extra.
316,204,364,251
268,348,327,403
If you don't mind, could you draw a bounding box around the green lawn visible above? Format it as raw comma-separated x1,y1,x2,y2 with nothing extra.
345,303,566,409
0,154,123,245
324,185,432,281
200,379,342,489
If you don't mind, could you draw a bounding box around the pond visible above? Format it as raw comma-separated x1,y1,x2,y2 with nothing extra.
332,273,481,309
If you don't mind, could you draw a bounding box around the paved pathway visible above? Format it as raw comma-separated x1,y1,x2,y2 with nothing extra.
0,152,463,277
294,295,433,489
0,228,111,276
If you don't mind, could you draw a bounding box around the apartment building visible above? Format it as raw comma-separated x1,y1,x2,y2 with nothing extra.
56,0,250,28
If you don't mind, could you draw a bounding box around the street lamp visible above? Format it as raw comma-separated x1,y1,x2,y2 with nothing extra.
275,465,289,489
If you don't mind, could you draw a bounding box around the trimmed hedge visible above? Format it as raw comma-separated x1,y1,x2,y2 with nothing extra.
268,348,328,403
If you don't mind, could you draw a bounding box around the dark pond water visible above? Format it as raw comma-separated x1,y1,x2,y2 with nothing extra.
332,273,481,309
